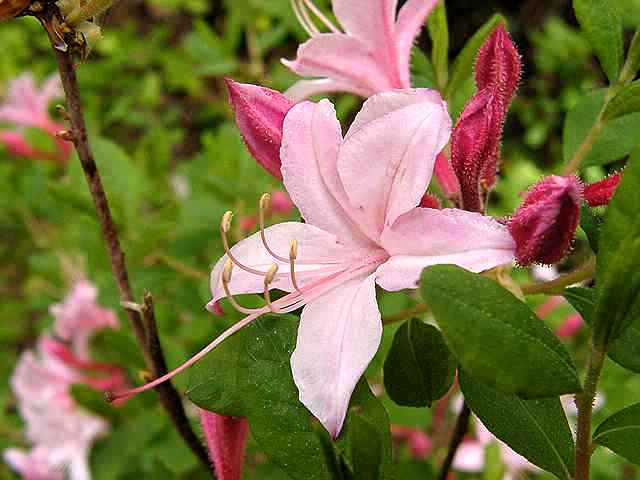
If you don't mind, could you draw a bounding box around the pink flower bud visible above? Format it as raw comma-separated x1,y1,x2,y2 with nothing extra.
270,190,294,214
433,153,460,200
226,79,295,179
238,215,258,233
508,176,583,266
419,193,441,209
583,171,623,207
451,25,521,212
391,425,433,459
199,410,249,480
555,314,584,338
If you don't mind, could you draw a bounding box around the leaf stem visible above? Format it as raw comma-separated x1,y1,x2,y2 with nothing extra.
520,257,596,295
382,304,429,325
39,10,211,473
438,401,471,480
574,341,606,480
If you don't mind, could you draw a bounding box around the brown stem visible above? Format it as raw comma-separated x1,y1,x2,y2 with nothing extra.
40,13,210,473
520,257,596,296
382,303,429,325
141,293,211,469
438,401,471,480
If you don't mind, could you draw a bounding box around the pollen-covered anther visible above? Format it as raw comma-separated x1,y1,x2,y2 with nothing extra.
221,260,263,315
289,239,302,292
263,264,281,313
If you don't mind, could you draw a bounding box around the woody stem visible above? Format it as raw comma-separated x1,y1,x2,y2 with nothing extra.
40,10,210,473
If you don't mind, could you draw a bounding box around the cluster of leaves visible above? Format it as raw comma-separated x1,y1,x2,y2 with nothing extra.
1,0,640,479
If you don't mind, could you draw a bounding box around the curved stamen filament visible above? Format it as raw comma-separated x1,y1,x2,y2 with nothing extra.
263,264,280,313
220,211,271,276
301,0,341,34
289,239,302,293
291,0,318,36
259,194,290,264
221,260,263,315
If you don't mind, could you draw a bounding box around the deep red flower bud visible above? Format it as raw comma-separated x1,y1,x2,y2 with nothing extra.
419,193,441,209
475,24,521,105
583,171,623,207
451,25,521,212
199,409,249,480
433,152,460,200
225,79,295,179
508,176,583,266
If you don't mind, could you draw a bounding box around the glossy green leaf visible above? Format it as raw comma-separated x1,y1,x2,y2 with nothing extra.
383,320,455,407
565,287,640,373
563,89,640,166
411,49,438,89
421,265,581,397
445,14,506,100
580,204,603,253
187,316,331,480
460,370,575,479
624,28,640,79
427,1,449,91
603,81,640,120
347,416,382,479
593,402,640,465
573,0,623,83
594,151,640,344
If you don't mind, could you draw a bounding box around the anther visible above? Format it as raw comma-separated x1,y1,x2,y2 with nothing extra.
219,211,268,276
221,260,262,315
289,240,302,292
264,263,280,312
221,211,233,233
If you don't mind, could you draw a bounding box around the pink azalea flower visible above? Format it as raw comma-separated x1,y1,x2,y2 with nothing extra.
453,419,541,480
114,89,515,437
49,281,119,360
199,410,249,480
391,425,433,459
0,73,71,163
3,447,64,480
283,0,439,100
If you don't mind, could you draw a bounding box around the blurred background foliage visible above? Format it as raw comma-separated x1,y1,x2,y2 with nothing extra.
1,0,639,478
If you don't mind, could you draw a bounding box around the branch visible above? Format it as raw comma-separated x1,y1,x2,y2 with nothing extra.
38,11,210,473
438,401,471,480
520,257,596,295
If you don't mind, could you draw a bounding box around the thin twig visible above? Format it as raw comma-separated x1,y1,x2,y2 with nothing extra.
382,303,429,325
38,10,210,473
142,292,211,468
520,257,596,295
438,401,471,480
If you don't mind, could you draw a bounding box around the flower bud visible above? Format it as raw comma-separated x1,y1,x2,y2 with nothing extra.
419,193,441,209
0,0,30,21
270,190,294,214
451,25,521,212
583,171,623,207
433,152,460,201
555,314,583,338
226,79,295,179
508,175,583,266
199,410,249,480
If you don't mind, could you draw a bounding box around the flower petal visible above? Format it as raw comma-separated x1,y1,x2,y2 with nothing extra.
281,100,372,247
209,222,352,307
338,89,451,240
452,441,485,472
284,78,366,101
395,0,439,87
376,208,515,291
291,273,382,438
282,34,394,97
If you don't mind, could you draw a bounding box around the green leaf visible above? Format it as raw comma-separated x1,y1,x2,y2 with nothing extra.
421,265,581,397
624,28,640,80
564,287,640,373
580,204,603,253
573,0,623,83
445,14,506,100
593,402,640,465
187,316,331,480
338,379,394,480
594,151,640,344
603,81,640,120
563,89,640,166
411,49,438,89
383,320,455,407
460,370,576,480
427,1,449,91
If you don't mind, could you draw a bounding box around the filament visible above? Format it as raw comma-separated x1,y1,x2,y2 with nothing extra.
289,240,302,293
291,0,318,37
259,194,290,263
221,260,263,315
263,264,280,312
301,0,341,33
220,211,270,276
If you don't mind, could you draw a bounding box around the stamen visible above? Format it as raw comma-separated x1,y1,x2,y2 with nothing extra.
259,193,290,263
263,263,280,312
296,0,321,35
290,0,317,37
289,239,302,292
221,260,263,315
220,211,270,276
301,0,341,33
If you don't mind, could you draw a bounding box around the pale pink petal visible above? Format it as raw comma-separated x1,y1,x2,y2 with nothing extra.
281,100,372,247
291,273,382,437
452,441,485,472
395,0,439,87
501,444,542,475
338,90,451,239
376,208,515,291
208,222,354,307
284,78,369,101
331,0,404,87
282,34,395,97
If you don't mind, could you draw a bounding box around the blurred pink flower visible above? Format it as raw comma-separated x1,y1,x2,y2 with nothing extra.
283,0,439,100
3,447,64,480
0,73,71,163
270,190,294,214
391,425,432,459
199,410,249,480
